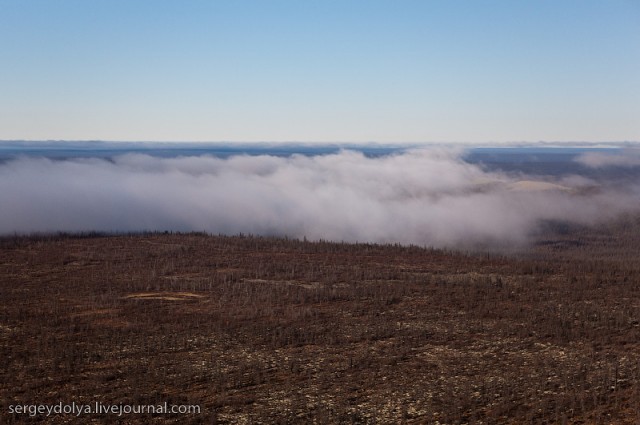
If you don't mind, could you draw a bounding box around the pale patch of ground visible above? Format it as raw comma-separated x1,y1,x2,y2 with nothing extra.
124,292,205,301
508,180,571,192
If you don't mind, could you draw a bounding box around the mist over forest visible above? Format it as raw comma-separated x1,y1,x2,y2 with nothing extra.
2,145,639,248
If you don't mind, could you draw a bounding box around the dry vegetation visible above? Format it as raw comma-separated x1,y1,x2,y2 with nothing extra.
2,217,640,424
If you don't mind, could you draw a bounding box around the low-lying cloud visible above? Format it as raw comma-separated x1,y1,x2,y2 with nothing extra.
576,149,640,168
1,149,638,247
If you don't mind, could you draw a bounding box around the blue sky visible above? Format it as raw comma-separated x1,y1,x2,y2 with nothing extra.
1,0,638,143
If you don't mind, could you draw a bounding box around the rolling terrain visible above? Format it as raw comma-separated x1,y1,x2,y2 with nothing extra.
2,216,640,423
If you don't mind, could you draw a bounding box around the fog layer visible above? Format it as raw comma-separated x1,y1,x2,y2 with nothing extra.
576,149,640,168
1,149,638,247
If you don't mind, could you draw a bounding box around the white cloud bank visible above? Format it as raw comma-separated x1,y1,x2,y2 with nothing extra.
1,149,638,247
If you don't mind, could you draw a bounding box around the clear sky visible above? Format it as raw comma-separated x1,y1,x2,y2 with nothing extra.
1,0,639,143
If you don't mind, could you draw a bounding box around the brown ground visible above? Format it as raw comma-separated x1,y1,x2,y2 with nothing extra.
2,217,640,424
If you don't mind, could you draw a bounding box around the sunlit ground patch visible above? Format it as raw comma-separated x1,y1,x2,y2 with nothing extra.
124,292,205,301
